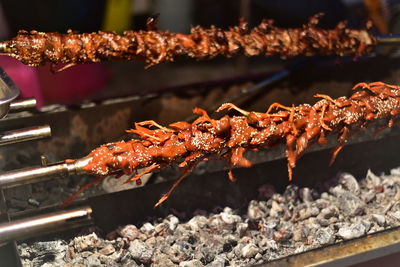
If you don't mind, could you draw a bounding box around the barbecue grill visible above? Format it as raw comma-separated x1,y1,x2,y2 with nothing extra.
1,7,400,267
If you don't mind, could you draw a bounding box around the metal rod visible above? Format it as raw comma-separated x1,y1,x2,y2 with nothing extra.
9,98,36,112
0,125,51,146
263,226,400,267
0,206,92,243
0,157,92,188
377,34,400,45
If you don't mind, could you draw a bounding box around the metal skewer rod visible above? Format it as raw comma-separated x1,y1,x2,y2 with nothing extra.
0,206,92,243
0,156,92,189
9,98,36,112
377,34,400,45
0,125,51,146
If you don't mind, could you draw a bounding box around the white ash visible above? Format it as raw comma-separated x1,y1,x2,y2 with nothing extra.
18,168,400,266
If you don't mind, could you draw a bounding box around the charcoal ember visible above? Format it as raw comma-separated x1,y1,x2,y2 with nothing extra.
339,173,360,195
220,209,241,228
118,225,139,241
168,241,192,263
85,254,101,266
21,166,400,266
163,214,180,232
337,223,366,240
128,239,153,264
298,187,313,203
152,252,176,267
314,228,335,245
73,233,99,252
273,229,293,243
269,200,283,217
338,192,364,216
329,185,346,197
122,259,139,266
241,243,260,259
388,211,400,221
283,185,299,203
362,189,376,203
319,206,339,219
25,241,67,266
315,198,330,209
371,214,386,226
187,215,208,231
208,255,228,267
366,169,382,190
140,222,155,235
247,200,268,220
179,259,202,267
98,244,115,255
236,222,248,237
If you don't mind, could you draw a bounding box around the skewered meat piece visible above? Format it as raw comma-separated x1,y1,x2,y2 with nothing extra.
0,14,376,69
64,82,400,207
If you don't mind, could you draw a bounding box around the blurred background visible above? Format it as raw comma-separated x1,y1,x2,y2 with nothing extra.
0,0,399,107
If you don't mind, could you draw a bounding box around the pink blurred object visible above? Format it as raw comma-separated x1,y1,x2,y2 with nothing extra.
0,56,111,107
0,56,43,107
37,63,111,105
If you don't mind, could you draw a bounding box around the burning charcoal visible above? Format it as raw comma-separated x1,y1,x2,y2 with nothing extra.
338,192,364,216
362,190,376,203
298,187,313,203
371,214,386,226
164,214,180,231
152,252,175,267
310,206,320,217
140,222,155,235
236,222,248,237
118,225,139,241
86,254,101,266
209,255,228,267
317,218,330,227
220,212,241,226
169,241,192,263
180,259,202,267
314,228,335,245
315,199,330,209
329,185,346,197
145,236,157,247
128,239,153,264
388,211,400,221
99,244,115,255
269,201,283,217
283,185,299,203
80,251,93,258
73,233,99,252
339,173,360,195
187,216,208,231
337,224,366,240
366,170,382,190
319,206,339,219
273,229,293,243
28,241,67,267
292,226,304,242
248,200,268,220
18,244,30,258
294,244,306,254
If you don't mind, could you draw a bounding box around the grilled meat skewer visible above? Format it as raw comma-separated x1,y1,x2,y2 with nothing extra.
0,14,377,70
